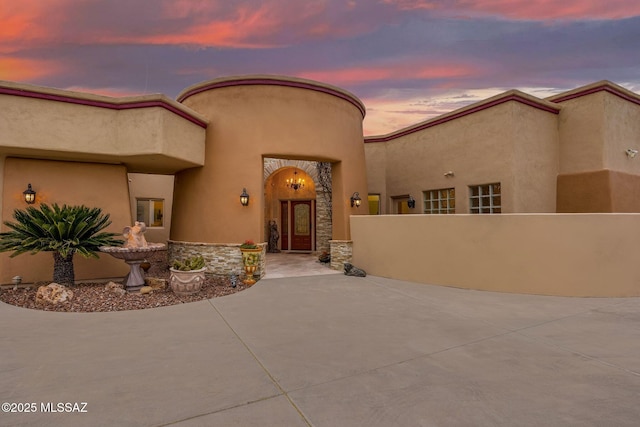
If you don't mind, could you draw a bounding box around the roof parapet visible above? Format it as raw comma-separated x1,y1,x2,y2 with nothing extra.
0,80,208,128
365,89,560,143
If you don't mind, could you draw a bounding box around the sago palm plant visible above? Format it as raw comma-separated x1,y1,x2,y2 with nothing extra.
0,203,121,284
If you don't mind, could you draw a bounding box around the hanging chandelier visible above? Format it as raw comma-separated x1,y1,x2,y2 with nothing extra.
286,170,305,190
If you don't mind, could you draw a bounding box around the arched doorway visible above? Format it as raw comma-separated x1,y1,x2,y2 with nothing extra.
264,166,316,252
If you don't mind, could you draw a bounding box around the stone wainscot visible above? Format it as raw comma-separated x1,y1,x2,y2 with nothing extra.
168,240,267,280
329,240,353,271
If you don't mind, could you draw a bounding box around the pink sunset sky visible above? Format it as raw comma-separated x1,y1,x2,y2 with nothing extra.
2,0,639,135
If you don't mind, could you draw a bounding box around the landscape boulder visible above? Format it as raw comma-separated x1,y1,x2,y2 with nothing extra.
35,283,74,305
105,281,126,296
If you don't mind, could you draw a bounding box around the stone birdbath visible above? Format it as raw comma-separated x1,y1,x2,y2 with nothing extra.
99,222,166,292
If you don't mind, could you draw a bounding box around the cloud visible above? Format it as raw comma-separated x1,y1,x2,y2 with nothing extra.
297,61,477,86
0,58,65,81
0,1,72,52
2,0,639,136
361,84,571,136
0,1,388,51
381,0,640,20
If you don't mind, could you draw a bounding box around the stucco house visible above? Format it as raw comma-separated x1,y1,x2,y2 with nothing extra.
1,76,639,295
365,80,640,215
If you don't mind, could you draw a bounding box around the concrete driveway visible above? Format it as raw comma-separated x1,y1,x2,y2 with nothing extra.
2,275,639,426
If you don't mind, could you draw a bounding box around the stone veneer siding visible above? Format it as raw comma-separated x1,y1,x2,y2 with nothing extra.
329,240,352,271
168,240,266,279
315,189,331,253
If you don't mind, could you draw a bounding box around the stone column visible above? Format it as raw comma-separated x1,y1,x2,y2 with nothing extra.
329,240,352,271
315,189,332,253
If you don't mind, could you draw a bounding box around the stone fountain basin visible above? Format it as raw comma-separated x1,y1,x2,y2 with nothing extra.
99,243,166,291
99,243,166,260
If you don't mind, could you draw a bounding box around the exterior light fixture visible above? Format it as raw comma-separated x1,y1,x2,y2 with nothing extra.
444,171,455,177
407,195,416,209
286,170,305,191
240,188,250,206
625,148,638,158
23,183,36,204
350,192,362,208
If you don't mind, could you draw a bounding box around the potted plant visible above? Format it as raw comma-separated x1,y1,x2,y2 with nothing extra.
239,240,261,285
169,255,206,295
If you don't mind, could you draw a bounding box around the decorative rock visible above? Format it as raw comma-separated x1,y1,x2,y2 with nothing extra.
344,262,366,277
140,286,153,294
35,283,74,305
105,281,126,296
105,281,121,291
145,277,166,291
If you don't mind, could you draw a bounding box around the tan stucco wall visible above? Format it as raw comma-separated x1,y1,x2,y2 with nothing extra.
363,142,387,213
554,89,640,212
555,92,605,175
127,173,174,243
603,93,640,173
172,77,367,244
557,170,613,212
351,214,640,297
1,158,130,284
558,170,640,212
512,103,560,212
367,100,559,214
556,88,640,176
0,82,206,174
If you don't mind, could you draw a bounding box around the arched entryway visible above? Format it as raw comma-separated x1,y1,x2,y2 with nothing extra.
264,159,332,253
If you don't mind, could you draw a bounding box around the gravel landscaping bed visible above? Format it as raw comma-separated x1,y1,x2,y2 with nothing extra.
0,273,249,313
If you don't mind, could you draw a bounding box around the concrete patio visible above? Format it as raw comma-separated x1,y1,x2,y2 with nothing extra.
2,273,639,426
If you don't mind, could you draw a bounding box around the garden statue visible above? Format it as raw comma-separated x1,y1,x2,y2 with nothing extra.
268,220,280,253
344,262,367,277
123,221,148,248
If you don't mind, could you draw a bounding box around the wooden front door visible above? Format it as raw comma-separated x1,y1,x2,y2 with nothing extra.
280,200,314,251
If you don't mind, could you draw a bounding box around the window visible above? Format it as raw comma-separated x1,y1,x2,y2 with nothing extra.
368,194,381,215
469,183,501,214
391,196,411,214
136,199,164,227
423,188,455,214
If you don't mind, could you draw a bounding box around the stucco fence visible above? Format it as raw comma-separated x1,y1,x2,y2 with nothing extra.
351,214,640,297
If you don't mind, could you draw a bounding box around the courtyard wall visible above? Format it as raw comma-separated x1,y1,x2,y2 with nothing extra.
351,213,640,297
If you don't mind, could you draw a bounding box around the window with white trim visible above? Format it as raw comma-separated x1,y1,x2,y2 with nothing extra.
423,188,455,214
136,199,164,227
469,183,501,214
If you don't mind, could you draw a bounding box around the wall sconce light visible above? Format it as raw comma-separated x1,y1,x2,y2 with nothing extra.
625,148,638,158
444,171,455,177
407,195,416,209
240,188,250,206
23,183,36,204
350,192,362,208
